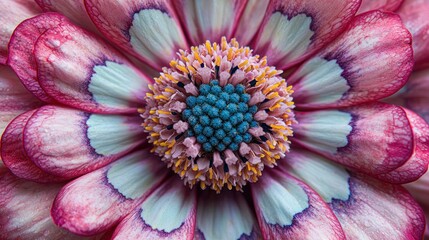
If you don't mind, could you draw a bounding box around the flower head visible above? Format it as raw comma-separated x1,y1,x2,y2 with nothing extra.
0,0,428,239
143,37,295,191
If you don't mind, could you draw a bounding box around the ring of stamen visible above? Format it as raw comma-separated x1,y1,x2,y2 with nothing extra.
142,37,296,192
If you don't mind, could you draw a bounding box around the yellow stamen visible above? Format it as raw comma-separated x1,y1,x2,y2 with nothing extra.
176,65,189,74
154,95,168,100
221,37,228,50
215,55,221,66
238,59,249,68
205,40,212,54
193,50,203,64
170,60,177,68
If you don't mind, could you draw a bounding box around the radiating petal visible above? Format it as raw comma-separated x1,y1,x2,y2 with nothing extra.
232,0,270,46
402,69,429,123
0,0,40,64
23,105,145,178
173,0,247,45
279,149,352,204
397,0,429,70
1,110,69,183
0,65,42,138
251,169,345,239
293,103,413,175
36,0,99,33
195,191,261,240
112,177,196,239
405,169,429,238
376,108,429,183
7,12,68,103
52,150,166,236
0,170,87,239
357,0,403,13
283,149,425,239
253,0,361,69
85,0,188,70
289,11,413,109
34,22,150,114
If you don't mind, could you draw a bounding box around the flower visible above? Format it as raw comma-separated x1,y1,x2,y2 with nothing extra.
378,0,429,239
0,0,428,239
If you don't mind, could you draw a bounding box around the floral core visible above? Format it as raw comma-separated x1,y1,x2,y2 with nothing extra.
142,37,296,192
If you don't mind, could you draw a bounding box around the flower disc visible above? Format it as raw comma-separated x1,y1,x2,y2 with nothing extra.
142,37,295,192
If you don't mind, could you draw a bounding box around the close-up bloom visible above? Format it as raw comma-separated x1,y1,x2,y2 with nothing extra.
0,0,428,239
380,0,429,238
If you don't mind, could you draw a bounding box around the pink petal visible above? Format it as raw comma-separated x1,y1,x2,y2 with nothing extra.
405,169,429,238
251,169,345,239
34,21,151,114
36,0,100,33
402,69,429,123
52,150,166,236
280,149,353,204
232,0,270,46
397,0,429,70
1,110,68,183
334,174,425,239
112,177,196,239
85,0,188,70
0,0,40,64
282,149,426,239
23,105,145,178
252,0,361,69
0,65,42,137
0,170,87,239
172,0,247,45
195,191,261,240
289,10,413,109
293,102,413,175
357,0,403,14
386,69,429,124
7,12,69,103
376,108,429,183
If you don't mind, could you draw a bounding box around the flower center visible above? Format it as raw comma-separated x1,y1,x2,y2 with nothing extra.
183,81,257,153
142,37,295,192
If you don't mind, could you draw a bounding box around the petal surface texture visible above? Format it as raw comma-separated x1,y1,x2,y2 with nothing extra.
8,13,69,102
0,0,40,63
172,0,247,45
402,69,429,123
253,0,361,69
377,109,429,183
0,65,42,138
283,149,425,239
357,0,403,13
0,170,86,239
195,191,261,240
232,0,270,46
52,150,166,235
405,170,429,238
112,177,197,239
23,106,145,178
85,0,188,70
251,169,345,239
289,11,413,109
1,110,68,183
293,103,413,175
36,0,99,33
397,0,429,70
35,22,151,114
